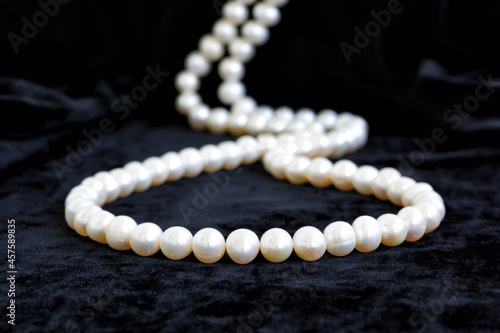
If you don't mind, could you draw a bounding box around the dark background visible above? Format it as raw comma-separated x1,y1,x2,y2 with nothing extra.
1,0,499,332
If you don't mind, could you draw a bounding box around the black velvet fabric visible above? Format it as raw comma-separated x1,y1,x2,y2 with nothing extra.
1,1,499,332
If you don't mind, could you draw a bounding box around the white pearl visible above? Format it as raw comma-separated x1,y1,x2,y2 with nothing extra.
86,210,115,244
257,133,278,153
242,20,269,45
328,131,348,158
217,81,246,105
236,135,261,164
185,51,211,77
200,144,224,173
65,198,93,229
286,119,307,133
265,151,294,180
110,168,136,198
413,202,443,234
67,185,100,206
160,226,193,260
353,165,378,195
106,216,138,251
253,3,281,27
231,96,257,114
81,178,107,205
199,34,224,62
229,38,256,63
293,226,327,261
94,171,121,203
284,156,311,185
212,19,237,43
397,207,426,242
161,152,185,181
264,0,289,7
275,106,294,120
206,107,229,135
371,167,401,200
377,214,407,247
174,90,202,114
246,108,273,135
130,222,163,256
218,57,245,81
401,183,434,206
412,192,446,220
260,228,293,263
74,205,102,237
218,141,243,170
227,112,249,136
296,108,316,123
124,161,153,192
179,147,203,178
266,116,289,134
317,109,337,129
330,159,358,191
352,216,382,253
187,103,210,131
143,157,169,186
174,70,199,92
222,2,248,24
192,228,226,264
226,229,260,264
305,157,332,188
65,190,93,206
323,221,356,256
387,176,416,206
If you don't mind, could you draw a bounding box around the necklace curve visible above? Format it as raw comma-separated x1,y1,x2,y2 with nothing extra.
64,0,445,264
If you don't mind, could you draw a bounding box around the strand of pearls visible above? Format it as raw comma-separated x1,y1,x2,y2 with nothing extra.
64,0,445,264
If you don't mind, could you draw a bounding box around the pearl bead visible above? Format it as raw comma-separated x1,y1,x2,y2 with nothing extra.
229,38,256,63
397,207,426,242
253,3,281,27
161,152,185,181
257,133,278,153
174,70,199,92
199,34,224,62
218,141,243,170
296,108,316,123
353,165,378,195
330,159,358,191
124,161,153,192
74,205,102,237
187,103,210,131
94,172,121,203
412,192,446,220
413,202,443,234
401,183,434,206
293,226,327,261
286,119,307,133
212,19,237,43
231,96,257,114
106,216,138,251
260,228,293,263
227,112,249,136
226,229,260,264
80,178,107,205
179,147,203,178
160,227,193,260
236,135,261,164
65,198,93,229
323,221,356,256
217,81,246,105
266,116,289,134
246,108,273,135
185,51,211,77
222,2,248,24
192,228,226,264
242,20,269,45
265,151,294,180
143,157,169,186
65,191,93,206
328,131,348,158
67,185,101,206
284,156,311,185
218,57,245,81
110,168,136,198
305,157,332,188
387,176,416,206
130,222,163,256
206,107,229,135
200,144,224,173
317,109,337,129
352,216,382,253
86,210,115,244
377,214,407,247
371,167,401,200
265,0,289,7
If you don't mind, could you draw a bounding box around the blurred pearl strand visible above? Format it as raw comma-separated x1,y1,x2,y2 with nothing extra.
64,0,445,264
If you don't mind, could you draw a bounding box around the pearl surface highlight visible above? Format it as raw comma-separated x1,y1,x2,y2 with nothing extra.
192,228,226,264
226,229,260,264
260,228,293,263
160,226,193,260
130,222,163,256
323,221,356,256
293,226,327,261
352,216,382,253
377,214,407,247
106,216,138,251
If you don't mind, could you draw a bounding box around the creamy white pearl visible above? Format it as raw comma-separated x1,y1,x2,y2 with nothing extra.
143,157,169,186
387,176,416,206
130,222,163,256
175,91,201,115
413,194,446,221
323,221,356,256
81,177,107,205
265,152,294,180
218,141,243,170
86,210,115,244
236,135,261,164
284,156,311,185
402,183,434,206
257,133,278,153
330,159,358,191
328,131,348,158
377,214,407,247
226,229,260,264
231,96,257,114
296,108,316,124
266,116,289,134
218,57,245,81
217,81,246,105
106,216,138,251
227,112,249,136
187,103,210,131
371,167,401,200
212,19,237,43
242,20,269,45
206,107,229,135
414,202,443,234
229,38,256,63
67,185,100,206
199,34,224,62
253,3,281,27
74,205,102,237
174,70,199,92
305,157,332,188
160,226,193,260
192,228,226,264
161,152,185,181
317,109,337,129
124,161,153,192
260,228,293,263
222,2,248,24
293,226,327,261
200,144,224,173
353,165,378,195
65,198,93,229
179,147,203,178
110,168,136,198
94,171,121,203
246,108,273,135
397,207,426,242
184,51,211,77
352,216,382,253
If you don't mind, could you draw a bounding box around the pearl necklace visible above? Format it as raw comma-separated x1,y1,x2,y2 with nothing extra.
64,0,445,264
